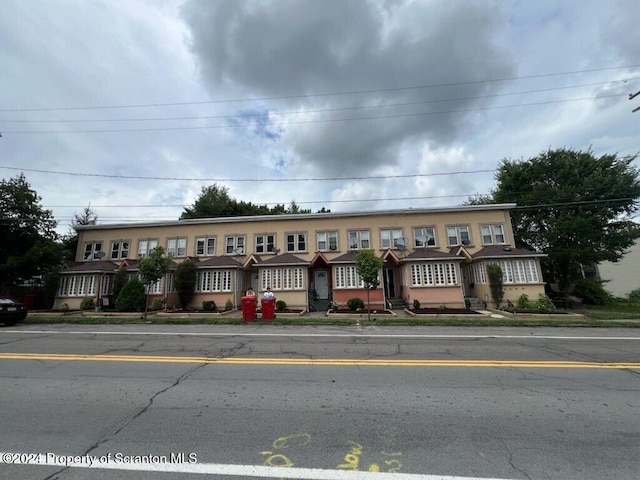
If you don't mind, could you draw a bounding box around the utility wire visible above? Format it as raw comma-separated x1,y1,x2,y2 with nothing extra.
1,63,638,113
2,78,634,124
0,166,496,182
0,94,627,134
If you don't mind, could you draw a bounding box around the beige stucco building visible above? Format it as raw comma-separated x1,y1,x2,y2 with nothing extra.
55,204,546,312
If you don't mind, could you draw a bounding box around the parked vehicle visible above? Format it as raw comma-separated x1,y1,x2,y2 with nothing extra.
0,297,28,326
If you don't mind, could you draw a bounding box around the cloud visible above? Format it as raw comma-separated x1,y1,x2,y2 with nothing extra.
181,0,515,176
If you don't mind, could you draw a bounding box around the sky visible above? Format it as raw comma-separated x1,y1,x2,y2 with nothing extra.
1,0,639,235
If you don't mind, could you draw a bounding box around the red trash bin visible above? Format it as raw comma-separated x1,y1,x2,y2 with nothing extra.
241,295,257,322
261,298,276,321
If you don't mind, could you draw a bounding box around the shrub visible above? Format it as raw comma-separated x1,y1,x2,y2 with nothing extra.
115,277,146,312
175,260,197,310
464,298,471,309
225,299,234,311
80,296,95,310
486,263,504,308
276,300,287,311
517,294,531,310
573,279,612,305
202,300,216,311
413,299,421,309
347,297,365,311
628,288,640,303
112,267,128,303
150,298,164,311
535,294,556,312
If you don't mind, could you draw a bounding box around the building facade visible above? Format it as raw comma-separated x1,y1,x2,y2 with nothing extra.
55,204,546,311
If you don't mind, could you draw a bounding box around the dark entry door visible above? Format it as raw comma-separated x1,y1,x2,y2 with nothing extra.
383,268,396,298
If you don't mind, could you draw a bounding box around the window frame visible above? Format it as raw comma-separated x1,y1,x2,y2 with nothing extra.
380,228,403,249
446,225,471,246
480,224,506,245
195,237,216,256
316,230,338,252
137,238,159,258
166,237,187,258
109,240,130,260
285,232,307,253
255,233,277,254
412,226,437,248
225,235,246,255
83,242,103,261
347,230,371,250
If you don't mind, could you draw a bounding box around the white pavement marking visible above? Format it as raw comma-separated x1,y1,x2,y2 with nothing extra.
2,329,640,341
0,451,515,480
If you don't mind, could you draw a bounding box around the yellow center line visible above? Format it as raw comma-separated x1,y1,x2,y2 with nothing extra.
0,353,639,368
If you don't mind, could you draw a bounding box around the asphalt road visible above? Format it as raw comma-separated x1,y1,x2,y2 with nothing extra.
1,324,639,480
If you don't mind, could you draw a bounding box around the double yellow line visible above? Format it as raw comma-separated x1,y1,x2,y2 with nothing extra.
1,353,639,369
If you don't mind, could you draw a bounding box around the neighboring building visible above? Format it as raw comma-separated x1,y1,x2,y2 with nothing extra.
596,241,640,298
54,204,546,311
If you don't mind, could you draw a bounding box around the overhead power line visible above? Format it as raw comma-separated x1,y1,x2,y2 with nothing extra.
0,166,496,182
2,78,635,124
0,94,627,134
1,63,638,113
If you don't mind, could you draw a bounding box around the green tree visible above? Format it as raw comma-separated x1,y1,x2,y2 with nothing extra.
486,263,505,308
115,277,146,312
355,249,384,323
138,246,172,318
174,259,197,310
0,174,62,289
469,148,640,290
62,205,98,260
112,267,128,304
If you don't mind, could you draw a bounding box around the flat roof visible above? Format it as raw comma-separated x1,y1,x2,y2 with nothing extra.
75,203,517,231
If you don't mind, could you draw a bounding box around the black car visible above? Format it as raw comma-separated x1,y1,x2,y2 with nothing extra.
0,297,28,326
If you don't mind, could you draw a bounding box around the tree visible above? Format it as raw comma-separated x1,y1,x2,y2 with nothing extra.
0,174,62,290
355,249,384,323
62,205,98,260
174,259,197,310
469,148,640,290
112,267,128,304
486,263,504,308
138,246,172,318
181,183,326,219
115,277,146,312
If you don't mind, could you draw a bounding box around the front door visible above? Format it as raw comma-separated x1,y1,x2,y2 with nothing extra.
383,268,396,298
314,270,329,299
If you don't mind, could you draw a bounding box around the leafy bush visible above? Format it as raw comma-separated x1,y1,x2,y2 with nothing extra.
628,288,640,303
535,294,556,311
175,260,197,310
202,300,216,311
276,300,287,311
517,294,531,309
413,299,421,309
573,279,612,305
225,299,234,311
80,296,95,310
115,277,146,312
486,263,504,307
150,298,164,311
347,297,365,311
112,267,128,303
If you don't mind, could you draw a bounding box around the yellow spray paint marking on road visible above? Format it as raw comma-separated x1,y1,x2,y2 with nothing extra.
1,352,640,369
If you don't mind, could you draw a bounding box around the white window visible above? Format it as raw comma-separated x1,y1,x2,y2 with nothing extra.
447,226,471,246
83,242,103,261
481,224,506,245
380,228,403,249
333,266,365,288
195,237,216,256
57,275,96,297
286,233,307,253
413,227,436,247
166,238,187,257
137,239,158,258
225,236,246,255
526,260,539,283
260,268,304,291
317,231,338,251
485,260,539,284
513,260,526,283
255,234,276,254
500,261,514,283
166,273,175,293
196,270,233,292
348,230,370,250
110,241,130,260
147,280,163,294
410,263,458,287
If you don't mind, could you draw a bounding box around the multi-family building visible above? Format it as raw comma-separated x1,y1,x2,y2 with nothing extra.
55,203,546,311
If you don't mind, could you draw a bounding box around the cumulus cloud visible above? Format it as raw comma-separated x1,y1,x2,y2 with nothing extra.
181,0,514,176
